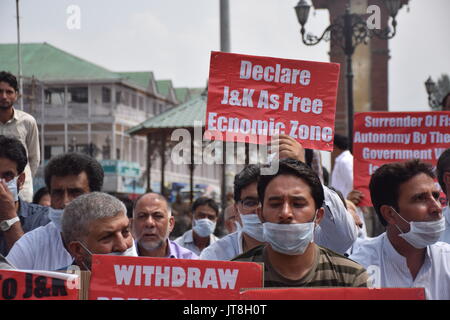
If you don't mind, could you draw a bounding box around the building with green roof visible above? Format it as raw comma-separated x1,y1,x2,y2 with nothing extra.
0,42,215,197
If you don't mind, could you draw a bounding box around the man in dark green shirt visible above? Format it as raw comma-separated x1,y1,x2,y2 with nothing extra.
233,158,368,287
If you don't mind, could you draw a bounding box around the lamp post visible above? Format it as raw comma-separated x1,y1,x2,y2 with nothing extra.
294,0,402,149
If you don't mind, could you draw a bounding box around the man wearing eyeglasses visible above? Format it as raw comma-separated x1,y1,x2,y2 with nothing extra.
200,135,358,260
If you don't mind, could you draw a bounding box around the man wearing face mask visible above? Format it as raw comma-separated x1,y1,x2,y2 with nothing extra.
132,192,198,259
0,135,50,256
437,148,450,243
232,158,368,287
7,153,104,270
350,160,450,300
175,197,219,256
200,136,357,261
61,192,137,270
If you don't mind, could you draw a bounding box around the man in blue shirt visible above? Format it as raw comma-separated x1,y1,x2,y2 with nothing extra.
0,135,49,255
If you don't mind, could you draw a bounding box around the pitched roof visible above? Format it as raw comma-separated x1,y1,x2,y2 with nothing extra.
117,71,155,90
127,93,207,135
0,42,120,81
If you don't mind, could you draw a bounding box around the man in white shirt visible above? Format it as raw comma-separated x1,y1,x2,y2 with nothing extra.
174,197,219,255
0,71,40,202
437,148,450,243
6,153,104,270
200,135,358,261
331,134,353,198
350,160,450,300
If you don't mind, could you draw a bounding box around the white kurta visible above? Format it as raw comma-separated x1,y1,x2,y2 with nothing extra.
350,233,450,300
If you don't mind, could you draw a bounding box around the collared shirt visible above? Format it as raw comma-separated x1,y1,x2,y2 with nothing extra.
0,197,50,256
349,232,450,300
331,150,353,198
0,108,40,176
200,230,244,261
7,221,73,271
439,206,450,244
136,239,198,259
174,229,219,256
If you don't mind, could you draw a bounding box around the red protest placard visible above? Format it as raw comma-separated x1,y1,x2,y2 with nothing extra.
353,111,450,206
206,51,340,151
0,270,79,300
240,287,425,300
88,255,263,300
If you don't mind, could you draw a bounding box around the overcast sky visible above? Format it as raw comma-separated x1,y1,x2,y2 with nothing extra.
1,0,449,112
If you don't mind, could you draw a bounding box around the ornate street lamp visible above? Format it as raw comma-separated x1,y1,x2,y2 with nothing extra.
295,0,402,149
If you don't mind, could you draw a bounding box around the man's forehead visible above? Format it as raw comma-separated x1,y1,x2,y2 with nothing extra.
50,172,89,188
398,173,438,197
0,157,18,173
88,213,128,234
0,81,15,90
136,194,169,212
240,182,258,198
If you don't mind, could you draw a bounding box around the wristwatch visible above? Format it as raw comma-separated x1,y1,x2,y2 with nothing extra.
0,216,20,232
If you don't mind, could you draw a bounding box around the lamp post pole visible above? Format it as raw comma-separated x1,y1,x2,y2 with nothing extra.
294,0,402,150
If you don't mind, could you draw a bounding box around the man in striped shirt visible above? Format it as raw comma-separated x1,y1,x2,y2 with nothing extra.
233,158,368,287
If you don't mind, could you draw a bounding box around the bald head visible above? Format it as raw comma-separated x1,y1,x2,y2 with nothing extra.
133,193,171,218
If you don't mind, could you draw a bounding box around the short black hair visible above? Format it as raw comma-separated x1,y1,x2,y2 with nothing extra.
369,159,436,226
44,152,104,192
333,133,349,151
0,135,28,173
437,148,450,195
257,158,324,211
32,187,49,204
233,164,260,202
192,197,219,216
0,71,19,92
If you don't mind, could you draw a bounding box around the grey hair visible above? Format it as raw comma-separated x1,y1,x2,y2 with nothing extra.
62,192,127,244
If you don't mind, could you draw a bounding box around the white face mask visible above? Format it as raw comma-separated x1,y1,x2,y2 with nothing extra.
107,241,138,257
4,176,19,201
240,213,265,242
49,208,64,232
78,239,138,257
263,212,317,255
192,218,216,237
77,240,138,270
392,207,446,249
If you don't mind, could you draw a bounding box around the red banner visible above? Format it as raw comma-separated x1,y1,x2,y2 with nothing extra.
240,288,425,300
89,255,263,300
353,111,450,206
0,270,79,300
206,51,340,151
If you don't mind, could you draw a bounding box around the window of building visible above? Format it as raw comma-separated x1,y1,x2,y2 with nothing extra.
68,87,88,103
44,88,64,105
116,91,122,104
44,145,65,160
102,87,111,103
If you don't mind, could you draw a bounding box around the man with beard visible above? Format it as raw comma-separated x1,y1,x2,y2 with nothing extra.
0,71,40,202
132,193,198,259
